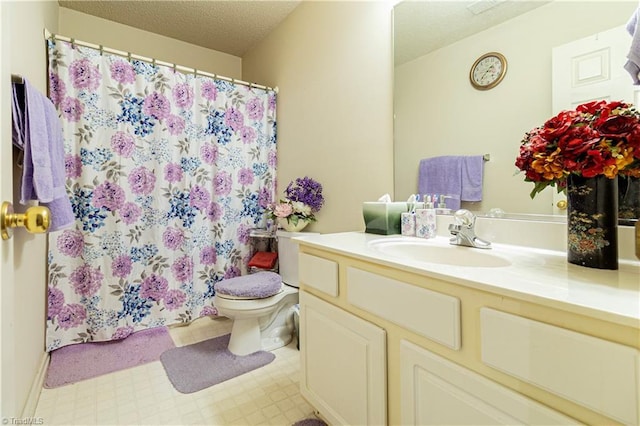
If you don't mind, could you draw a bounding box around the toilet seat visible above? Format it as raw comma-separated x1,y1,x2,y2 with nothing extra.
214,271,282,299
214,284,297,311
216,286,285,301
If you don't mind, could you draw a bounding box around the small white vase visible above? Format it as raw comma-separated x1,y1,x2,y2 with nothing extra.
278,217,310,232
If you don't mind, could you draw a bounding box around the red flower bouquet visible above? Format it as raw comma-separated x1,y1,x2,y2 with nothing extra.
515,100,640,198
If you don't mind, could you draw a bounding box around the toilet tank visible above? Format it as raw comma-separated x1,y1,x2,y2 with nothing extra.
276,230,318,288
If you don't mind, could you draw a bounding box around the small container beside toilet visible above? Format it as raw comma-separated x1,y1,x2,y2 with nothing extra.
213,230,315,356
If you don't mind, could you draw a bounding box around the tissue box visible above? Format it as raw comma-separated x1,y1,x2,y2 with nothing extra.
362,202,407,235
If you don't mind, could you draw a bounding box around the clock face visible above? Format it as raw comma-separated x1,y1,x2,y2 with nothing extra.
470,52,507,90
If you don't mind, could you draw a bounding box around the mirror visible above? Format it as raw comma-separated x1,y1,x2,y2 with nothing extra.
393,0,638,223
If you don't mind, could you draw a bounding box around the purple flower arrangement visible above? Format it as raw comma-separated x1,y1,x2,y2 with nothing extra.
285,177,324,212
267,176,324,226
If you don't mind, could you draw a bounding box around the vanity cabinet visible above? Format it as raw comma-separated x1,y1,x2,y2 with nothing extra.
296,240,640,426
299,292,386,426
298,252,386,426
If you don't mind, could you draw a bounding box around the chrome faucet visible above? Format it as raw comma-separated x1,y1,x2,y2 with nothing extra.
448,209,491,249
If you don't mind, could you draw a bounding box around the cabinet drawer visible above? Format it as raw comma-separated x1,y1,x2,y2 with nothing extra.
401,340,578,425
347,267,460,350
299,253,339,297
480,308,639,425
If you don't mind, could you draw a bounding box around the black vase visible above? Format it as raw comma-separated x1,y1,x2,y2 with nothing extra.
618,176,640,225
566,174,618,270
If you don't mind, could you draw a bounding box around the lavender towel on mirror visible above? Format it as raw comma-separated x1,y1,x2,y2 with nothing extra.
11,78,74,231
461,155,484,202
214,271,282,298
418,156,463,210
625,3,640,84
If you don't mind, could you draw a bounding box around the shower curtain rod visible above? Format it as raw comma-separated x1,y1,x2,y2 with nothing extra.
43,28,278,93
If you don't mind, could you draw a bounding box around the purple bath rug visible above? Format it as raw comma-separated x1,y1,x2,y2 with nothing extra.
292,418,328,426
45,326,175,388
160,333,275,394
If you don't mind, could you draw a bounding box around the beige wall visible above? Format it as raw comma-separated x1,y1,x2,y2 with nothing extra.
394,1,636,215
59,7,242,79
1,1,59,417
0,5,239,418
0,1,394,415
242,1,395,234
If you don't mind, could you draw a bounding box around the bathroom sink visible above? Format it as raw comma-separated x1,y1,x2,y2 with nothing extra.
368,237,512,268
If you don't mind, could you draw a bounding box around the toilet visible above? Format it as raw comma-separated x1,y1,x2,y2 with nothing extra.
213,231,307,356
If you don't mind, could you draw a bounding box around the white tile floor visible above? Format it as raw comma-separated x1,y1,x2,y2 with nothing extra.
34,317,321,425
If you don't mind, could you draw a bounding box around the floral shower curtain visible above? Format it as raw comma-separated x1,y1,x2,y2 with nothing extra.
46,39,277,351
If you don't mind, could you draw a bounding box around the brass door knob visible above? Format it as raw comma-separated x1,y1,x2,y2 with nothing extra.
556,200,568,210
1,201,51,240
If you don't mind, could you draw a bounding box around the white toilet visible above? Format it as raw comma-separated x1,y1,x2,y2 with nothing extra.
213,231,306,356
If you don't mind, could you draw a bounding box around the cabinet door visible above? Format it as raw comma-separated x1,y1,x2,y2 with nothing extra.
400,340,579,425
481,308,639,425
300,291,386,426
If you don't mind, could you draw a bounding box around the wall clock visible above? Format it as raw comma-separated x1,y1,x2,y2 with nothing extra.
469,52,507,90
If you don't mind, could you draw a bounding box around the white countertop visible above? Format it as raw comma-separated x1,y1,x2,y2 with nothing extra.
295,231,640,328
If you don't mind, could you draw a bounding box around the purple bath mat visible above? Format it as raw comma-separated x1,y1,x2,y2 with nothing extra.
45,326,175,388
160,333,275,394
292,418,328,426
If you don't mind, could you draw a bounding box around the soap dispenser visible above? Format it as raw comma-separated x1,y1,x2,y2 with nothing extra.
415,195,436,238
436,195,452,214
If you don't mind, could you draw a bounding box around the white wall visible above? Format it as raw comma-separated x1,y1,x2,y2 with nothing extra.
1,1,59,417
394,1,636,215
59,7,242,79
242,1,395,234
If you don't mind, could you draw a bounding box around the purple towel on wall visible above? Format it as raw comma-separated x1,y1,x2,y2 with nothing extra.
625,3,640,84
418,155,484,210
11,78,74,232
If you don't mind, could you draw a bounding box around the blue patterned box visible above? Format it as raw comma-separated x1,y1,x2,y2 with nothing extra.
362,202,407,235
401,212,416,236
415,208,437,239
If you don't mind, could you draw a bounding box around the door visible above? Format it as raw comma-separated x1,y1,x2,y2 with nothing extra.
0,3,53,417
552,25,640,214
0,2,17,417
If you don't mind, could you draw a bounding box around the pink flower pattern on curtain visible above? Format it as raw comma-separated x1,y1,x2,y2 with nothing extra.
46,40,277,351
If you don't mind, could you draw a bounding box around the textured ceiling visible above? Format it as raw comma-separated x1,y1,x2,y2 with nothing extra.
59,0,549,63
58,0,302,57
394,1,550,66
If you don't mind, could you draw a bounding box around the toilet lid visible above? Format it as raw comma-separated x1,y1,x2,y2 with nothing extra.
214,271,282,298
